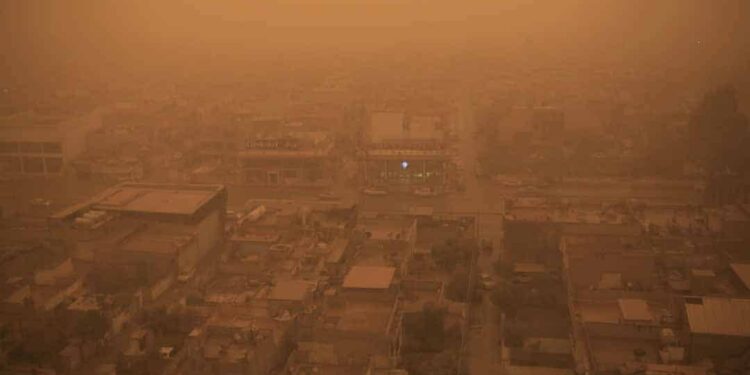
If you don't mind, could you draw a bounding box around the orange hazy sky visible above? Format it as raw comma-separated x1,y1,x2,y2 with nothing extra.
1,0,748,85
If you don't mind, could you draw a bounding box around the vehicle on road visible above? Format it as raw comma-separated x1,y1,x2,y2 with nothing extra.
479,273,497,290
517,186,542,195
413,186,439,197
30,198,52,207
512,274,533,284
493,176,523,187
178,267,196,283
317,192,340,201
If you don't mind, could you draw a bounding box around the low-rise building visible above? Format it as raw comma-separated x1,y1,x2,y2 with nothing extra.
684,296,750,364
561,235,656,291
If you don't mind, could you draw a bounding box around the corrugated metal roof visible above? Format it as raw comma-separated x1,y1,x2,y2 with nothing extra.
685,297,750,336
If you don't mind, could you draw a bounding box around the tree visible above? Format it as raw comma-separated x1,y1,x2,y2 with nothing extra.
76,310,109,339
491,283,522,318
494,260,513,280
431,240,468,272
445,267,469,302
403,351,458,375
403,303,446,353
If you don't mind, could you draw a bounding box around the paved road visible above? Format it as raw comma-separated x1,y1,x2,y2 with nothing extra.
456,94,505,375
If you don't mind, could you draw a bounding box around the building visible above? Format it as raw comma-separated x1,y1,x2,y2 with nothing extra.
503,198,640,266
359,112,455,190
730,263,750,294
239,129,334,186
573,297,683,373
50,183,227,296
184,312,295,375
561,235,656,291
355,216,418,277
684,296,750,363
288,265,401,374
0,110,103,176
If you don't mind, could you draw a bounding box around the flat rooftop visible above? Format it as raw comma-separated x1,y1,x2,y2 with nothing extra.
357,217,415,241
53,183,224,219
685,297,750,337
342,266,396,289
268,280,314,301
578,298,663,325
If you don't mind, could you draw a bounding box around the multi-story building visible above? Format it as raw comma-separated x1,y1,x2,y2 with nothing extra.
0,110,102,176
359,112,455,191
239,130,334,186
50,182,227,297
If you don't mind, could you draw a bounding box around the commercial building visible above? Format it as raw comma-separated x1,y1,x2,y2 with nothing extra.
0,110,102,176
359,112,455,190
50,182,227,297
239,130,335,186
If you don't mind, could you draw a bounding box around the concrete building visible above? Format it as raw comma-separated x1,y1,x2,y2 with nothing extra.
355,216,417,277
0,110,102,176
503,199,640,266
239,130,334,186
684,296,750,363
184,312,295,375
50,183,227,296
359,112,454,190
561,235,656,291
573,297,682,373
288,265,401,374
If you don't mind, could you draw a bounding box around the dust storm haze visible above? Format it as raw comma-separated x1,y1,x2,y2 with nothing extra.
2,1,750,374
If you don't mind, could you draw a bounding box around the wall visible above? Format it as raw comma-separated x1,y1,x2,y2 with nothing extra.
195,209,221,261
62,110,104,163
584,321,661,340
567,251,655,290
690,334,750,364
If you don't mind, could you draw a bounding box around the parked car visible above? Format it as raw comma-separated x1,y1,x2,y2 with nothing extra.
30,198,52,207
178,267,196,283
479,273,497,290
413,186,439,197
512,274,533,284
317,192,340,201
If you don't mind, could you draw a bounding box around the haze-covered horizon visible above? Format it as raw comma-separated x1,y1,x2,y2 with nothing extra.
2,0,749,89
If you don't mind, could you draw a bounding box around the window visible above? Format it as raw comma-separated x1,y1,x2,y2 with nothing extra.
19,142,43,153
45,157,63,173
245,169,265,183
0,142,18,154
42,142,62,154
0,156,21,172
22,157,45,173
